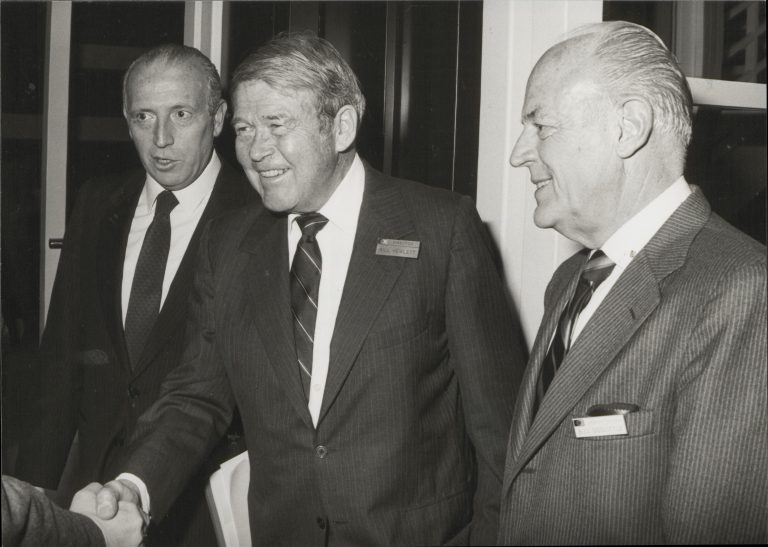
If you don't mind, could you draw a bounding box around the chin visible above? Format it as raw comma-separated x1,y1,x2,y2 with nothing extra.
533,211,555,230
262,196,295,214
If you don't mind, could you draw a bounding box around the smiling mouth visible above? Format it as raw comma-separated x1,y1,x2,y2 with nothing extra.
153,158,177,167
259,168,289,179
533,179,551,190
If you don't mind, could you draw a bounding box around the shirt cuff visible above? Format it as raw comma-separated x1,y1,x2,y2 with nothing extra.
116,472,151,514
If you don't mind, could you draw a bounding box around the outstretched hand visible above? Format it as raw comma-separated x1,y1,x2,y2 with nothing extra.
92,479,142,520
71,481,146,547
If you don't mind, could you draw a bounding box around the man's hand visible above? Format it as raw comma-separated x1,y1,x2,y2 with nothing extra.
70,482,145,547
92,479,142,519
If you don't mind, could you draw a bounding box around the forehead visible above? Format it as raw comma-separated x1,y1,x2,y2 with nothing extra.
522,52,604,122
232,80,316,117
127,60,207,108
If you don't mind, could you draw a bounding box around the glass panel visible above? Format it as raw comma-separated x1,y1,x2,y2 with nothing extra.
67,1,184,215
1,0,46,473
323,1,388,172
394,1,459,191
687,108,766,244
223,1,482,198
219,2,291,168
1,2,45,348
604,1,766,84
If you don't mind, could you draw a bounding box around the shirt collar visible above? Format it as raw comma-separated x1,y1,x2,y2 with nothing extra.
289,153,365,235
601,176,692,268
142,152,221,213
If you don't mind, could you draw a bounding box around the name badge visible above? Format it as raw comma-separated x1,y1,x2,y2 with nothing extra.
572,415,628,438
376,238,420,259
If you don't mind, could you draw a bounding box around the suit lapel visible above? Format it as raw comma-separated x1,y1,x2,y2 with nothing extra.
507,258,582,463
98,175,143,372
133,163,245,375
506,188,712,482
240,208,315,428
318,168,414,424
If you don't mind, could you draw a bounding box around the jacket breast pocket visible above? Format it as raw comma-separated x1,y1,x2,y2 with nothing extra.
569,409,655,440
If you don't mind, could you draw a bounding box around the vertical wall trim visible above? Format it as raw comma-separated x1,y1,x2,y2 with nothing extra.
476,0,601,347
383,3,399,176
40,1,72,331
450,1,462,192
184,1,224,74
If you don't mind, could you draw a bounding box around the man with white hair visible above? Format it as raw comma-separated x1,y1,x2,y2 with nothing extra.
498,21,766,544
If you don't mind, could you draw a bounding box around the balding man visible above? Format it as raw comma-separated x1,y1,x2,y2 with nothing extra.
498,21,766,544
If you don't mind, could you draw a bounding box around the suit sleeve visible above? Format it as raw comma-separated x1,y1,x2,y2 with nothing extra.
120,223,236,520
1,476,105,547
663,260,767,543
444,196,526,545
14,183,94,488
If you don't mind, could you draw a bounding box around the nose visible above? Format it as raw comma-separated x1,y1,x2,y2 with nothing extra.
248,127,274,163
509,126,536,168
153,117,174,148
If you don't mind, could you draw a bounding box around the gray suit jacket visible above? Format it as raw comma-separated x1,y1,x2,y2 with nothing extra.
1,476,104,547
498,188,767,545
122,165,526,546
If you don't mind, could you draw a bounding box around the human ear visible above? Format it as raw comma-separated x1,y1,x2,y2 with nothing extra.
616,98,652,158
212,101,227,137
333,105,358,152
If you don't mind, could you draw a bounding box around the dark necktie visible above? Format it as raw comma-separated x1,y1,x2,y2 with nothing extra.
290,213,329,400
124,190,178,368
537,250,615,403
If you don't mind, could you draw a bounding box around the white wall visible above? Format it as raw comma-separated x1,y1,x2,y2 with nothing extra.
476,0,603,348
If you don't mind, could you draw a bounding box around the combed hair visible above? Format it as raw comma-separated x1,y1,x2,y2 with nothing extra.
568,21,693,150
230,31,366,132
122,44,223,116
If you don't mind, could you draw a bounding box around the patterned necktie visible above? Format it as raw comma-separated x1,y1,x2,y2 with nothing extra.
124,190,178,368
290,213,329,400
537,250,615,402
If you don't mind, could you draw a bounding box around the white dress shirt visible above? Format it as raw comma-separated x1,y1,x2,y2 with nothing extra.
121,153,221,324
570,176,692,343
288,154,365,426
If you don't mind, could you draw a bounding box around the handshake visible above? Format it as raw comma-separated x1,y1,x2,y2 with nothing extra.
70,479,147,547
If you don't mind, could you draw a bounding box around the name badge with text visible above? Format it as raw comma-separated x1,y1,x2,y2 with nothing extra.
376,239,420,259
572,415,628,438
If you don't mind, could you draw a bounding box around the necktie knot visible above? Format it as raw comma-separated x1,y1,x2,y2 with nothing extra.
296,213,329,242
155,190,179,218
536,249,616,409
580,250,615,289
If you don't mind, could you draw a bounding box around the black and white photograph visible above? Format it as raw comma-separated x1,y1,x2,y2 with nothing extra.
1,1,765,546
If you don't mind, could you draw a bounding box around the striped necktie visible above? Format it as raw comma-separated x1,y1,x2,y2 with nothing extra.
290,213,329,400
124,190,178,368
537,250,615,406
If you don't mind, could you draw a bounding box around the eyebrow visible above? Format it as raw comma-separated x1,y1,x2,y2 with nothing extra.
521,107,539,124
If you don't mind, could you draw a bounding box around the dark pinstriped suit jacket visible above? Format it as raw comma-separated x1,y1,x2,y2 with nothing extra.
122,165,525,546
15,162,254,547
498,188,767,545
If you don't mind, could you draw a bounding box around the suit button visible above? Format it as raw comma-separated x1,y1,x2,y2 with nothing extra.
127,386,140,399
315,445,328,459
113,437,125,447
316,517,326,530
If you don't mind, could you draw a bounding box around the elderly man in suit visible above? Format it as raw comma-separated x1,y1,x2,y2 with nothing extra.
14,44,253,546
2,475,143,547
89,31,525,545
498,20,767,545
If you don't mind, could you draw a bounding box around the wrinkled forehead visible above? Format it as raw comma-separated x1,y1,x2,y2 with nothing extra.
523,49,607,123
233,79,319,114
